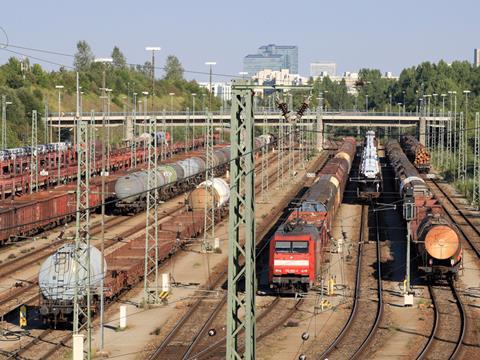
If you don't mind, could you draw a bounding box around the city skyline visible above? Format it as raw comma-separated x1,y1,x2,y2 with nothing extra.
0,0,479,82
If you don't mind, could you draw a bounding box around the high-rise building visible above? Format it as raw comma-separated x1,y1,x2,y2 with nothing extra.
243,44,298,75
474,49,480,67
310,62,337,78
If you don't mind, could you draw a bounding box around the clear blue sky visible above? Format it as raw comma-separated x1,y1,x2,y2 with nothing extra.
1,0,479,81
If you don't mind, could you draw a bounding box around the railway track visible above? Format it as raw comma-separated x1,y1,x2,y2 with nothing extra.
4,149,289,359
416,282,466,360
147,152,329,360
318,204,384,360
425,178,480,258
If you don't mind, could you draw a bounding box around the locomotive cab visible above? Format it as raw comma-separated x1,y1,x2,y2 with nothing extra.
269,226,319,292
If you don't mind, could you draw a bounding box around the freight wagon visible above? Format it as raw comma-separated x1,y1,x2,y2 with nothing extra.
38,177,230,326
269,138,356,291
386,139,461,280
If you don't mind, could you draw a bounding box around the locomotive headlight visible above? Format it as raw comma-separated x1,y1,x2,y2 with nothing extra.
451,258,455,266
429,259,433,265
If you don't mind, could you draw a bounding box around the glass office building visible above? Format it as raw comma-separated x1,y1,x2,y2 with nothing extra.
243,44,298,75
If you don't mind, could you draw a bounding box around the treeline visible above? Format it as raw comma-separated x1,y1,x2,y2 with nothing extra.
0,40,215,146
312,60,480,115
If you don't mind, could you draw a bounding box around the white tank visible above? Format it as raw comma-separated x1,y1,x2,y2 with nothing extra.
38,243,106,301
188,178,230,209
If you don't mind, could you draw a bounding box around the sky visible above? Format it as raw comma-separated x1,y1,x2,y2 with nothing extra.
0,0,479,82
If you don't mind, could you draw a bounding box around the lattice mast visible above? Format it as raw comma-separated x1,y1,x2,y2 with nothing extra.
473,113,480,206
226,80,256,359
30,110,38,193
203,110,215,251
73,73,92,357
143,116,160,304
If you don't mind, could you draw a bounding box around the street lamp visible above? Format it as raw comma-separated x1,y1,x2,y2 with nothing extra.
205,62,216,109
365,94,369,112
1,96,12,149
55,85,64,183
402,91,406,114
191,93,197,140
145,47,161,111
169,92,175,154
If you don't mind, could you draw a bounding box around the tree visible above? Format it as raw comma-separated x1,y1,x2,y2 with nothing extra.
74,40,94,71
111,46,126,69
164,55,184,82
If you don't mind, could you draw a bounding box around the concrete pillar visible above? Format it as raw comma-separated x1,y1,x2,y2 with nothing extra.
316,115,324,151
419,117,426,145
125,116,134,141
162,273,170,292
119,305,127,329
72,334,84,360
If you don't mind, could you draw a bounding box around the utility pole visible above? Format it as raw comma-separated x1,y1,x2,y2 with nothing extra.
72,72,92,360
44,100,49,144
203,110,215,252
1,96,12,149
145,47,161,111
205,62,216,110
260,110,269,203
192,93,196,140
226,80,256,359
169,92,175,156
55,85,64,183
143,116,160,304
132,92,138,168
458,112,466,184
30,110,38,193
473,113,480,207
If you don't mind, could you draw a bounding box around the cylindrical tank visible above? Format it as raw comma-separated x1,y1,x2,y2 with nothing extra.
157,164,179,183
39,243,106,301
178,158,202,178
187,178,230,210
115,172,147,203
417,216,460,260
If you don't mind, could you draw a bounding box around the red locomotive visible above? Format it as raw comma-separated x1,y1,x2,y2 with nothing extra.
386,139,461,280
269,138,356,291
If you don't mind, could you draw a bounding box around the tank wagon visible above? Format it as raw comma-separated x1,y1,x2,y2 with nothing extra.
386,139,461,280
357,130,382,199
187,178,230,211
400,135,431,173
269,138,356,292
39,177,231,326
115,135,272,213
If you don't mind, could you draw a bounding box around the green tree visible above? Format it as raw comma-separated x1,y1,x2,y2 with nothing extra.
74,40,94,71
164,55,184,82
111,46,126,69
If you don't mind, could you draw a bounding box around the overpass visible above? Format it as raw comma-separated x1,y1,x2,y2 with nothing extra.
47,111,450,148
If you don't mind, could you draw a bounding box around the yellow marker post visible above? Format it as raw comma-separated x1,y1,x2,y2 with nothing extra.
19,305,27,328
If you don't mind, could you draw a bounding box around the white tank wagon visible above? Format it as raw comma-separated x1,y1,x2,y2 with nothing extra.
38,243,106,325
187,178,230,211
357,130,383,199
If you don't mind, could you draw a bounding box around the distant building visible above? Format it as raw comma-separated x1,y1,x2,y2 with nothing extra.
243,44,298,75
198,82,232,101
474,49,480,67
310,62,337,78
251,69,308,96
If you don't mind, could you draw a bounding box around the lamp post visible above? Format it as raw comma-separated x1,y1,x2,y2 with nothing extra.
389,93,392,114
402,91,406,114
191,93,196,140
464,90,471,183
145,46,161,111
205,62,216,109
397,103,402,138
169,92,175,154
1,96,12,149
105,88,112,170
93,56,113,354
55,85,64,183
365,94,369,112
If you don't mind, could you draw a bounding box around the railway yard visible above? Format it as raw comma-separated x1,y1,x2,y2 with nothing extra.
0,98,480,360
